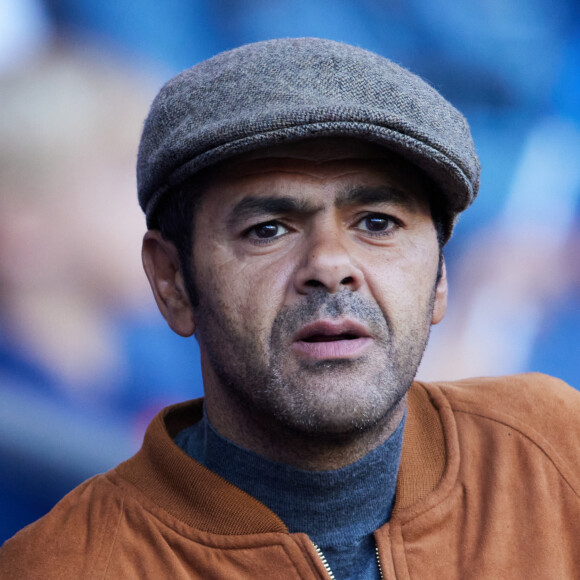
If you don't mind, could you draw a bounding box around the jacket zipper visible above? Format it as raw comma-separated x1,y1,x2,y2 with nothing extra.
376,545,385,579
312,543,384,579
312,543,336,579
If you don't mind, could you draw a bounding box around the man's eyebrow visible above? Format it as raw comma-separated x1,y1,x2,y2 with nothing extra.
228,196,319,227
335,186,413,209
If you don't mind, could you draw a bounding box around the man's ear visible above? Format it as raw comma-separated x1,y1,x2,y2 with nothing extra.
141,230,196,337
431,258,448,325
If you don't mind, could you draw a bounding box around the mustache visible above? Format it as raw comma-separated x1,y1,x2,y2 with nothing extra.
271,289,389,340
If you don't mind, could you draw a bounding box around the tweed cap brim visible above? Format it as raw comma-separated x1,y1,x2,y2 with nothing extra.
138,38,480,240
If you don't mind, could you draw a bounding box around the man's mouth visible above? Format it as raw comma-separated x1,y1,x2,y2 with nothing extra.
302,332,359,342
292,320,372,359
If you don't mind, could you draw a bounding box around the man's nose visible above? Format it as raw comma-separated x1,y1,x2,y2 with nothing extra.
293,229,364,294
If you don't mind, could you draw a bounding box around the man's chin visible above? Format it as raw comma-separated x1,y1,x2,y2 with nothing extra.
262,383,400,438
270,405,390,442
297,357,361,373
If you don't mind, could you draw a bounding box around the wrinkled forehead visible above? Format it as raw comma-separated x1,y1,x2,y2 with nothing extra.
200,137,433,196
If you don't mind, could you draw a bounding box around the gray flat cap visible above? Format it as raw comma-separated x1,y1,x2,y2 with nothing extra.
138,37,480,239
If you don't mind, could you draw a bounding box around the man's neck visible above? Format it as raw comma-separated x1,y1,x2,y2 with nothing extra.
203,387,407,471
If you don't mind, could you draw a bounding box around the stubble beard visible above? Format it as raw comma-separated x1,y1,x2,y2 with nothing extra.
195,286,435,440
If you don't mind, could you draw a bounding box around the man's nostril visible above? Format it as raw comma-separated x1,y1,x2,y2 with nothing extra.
305,280,325,288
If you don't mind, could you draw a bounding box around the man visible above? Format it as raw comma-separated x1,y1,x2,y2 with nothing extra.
1,37,579,579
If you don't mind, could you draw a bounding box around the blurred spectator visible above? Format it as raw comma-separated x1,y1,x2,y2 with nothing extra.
1,44,152,404
0,43,203,542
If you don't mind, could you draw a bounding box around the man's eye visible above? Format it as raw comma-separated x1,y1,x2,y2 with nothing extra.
357,214,398,234
248,221,288,240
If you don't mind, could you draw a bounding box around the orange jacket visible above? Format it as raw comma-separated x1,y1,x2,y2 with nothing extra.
2,374,579,579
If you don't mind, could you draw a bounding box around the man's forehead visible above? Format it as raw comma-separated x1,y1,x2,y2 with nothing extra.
194,137,433,215
201,137,427,187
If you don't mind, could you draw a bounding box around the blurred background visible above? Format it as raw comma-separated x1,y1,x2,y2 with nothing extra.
1,0,578,543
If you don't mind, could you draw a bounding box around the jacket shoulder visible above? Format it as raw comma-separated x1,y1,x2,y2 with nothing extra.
430,372,580,423
424,373,580,484
0,473,125,580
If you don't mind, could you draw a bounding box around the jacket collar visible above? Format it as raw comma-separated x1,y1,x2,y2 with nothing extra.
116,382,449,535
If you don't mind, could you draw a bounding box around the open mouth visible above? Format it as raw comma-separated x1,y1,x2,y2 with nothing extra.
293,320,371,359
302,332,359,342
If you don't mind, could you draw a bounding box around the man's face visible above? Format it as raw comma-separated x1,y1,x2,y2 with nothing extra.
188,139,446,438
